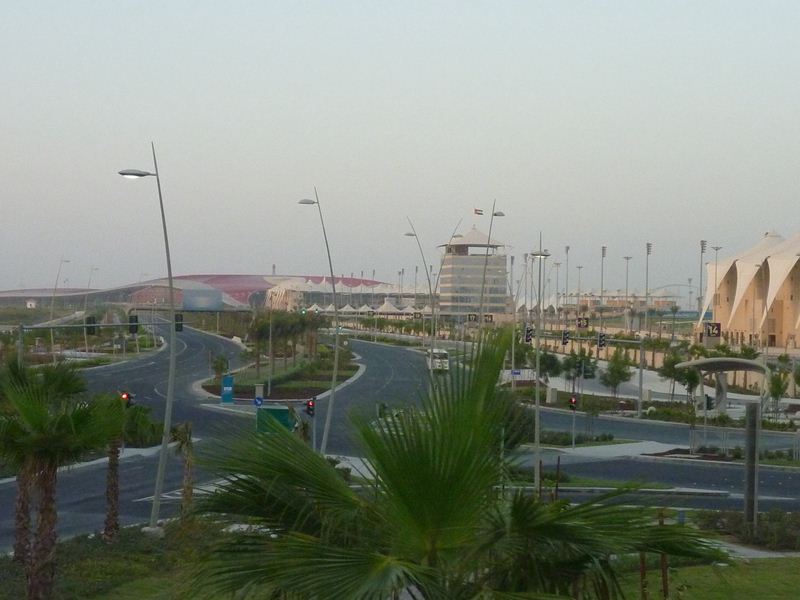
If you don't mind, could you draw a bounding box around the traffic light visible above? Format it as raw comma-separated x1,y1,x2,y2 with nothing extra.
85,315,97,335
305,398,316,416
597,332,607,348
175,313,183,332
128,314,139,334
561,330,570,346
524,324,533,343
120,391,133,407
569,396,577,411
300,307,307,315
705,394,714,410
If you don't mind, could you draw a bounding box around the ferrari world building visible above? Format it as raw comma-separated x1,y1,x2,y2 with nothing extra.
701,231,800,349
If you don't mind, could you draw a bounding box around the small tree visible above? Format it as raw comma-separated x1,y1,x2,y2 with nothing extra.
562,348,597,393
600,348,634,398
768,372,789,420
212,354,229,380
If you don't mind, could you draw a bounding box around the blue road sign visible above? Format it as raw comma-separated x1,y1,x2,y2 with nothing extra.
512,369,521,376
254,396,263,407
221,374,234,404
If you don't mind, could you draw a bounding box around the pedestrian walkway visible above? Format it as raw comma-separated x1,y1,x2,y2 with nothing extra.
559,441,680,459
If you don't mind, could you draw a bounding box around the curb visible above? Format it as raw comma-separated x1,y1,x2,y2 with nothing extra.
197,354,367,416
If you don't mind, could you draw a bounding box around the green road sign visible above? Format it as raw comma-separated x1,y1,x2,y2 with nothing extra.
256,405,298,433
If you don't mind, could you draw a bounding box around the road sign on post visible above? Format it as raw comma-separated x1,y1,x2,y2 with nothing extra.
468,313,478,322
576,317,589,329
484,314,493,323
256,405,297,433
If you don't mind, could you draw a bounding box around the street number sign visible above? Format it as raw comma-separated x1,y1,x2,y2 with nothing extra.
468,313,478,322
576,317,589,329
704,322,721,337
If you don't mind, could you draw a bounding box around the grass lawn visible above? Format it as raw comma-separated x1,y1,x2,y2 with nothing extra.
617,556,800,599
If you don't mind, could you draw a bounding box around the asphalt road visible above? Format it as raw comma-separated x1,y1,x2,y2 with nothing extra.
313,339,429,455
3,333,800,552
0,322,245,552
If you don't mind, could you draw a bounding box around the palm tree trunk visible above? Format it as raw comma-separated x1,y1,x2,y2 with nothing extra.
13,459,33,565
102,438,122,542
28,462,58,600
181,449,194,519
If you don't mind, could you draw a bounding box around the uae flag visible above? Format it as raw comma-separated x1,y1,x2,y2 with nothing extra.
474,208,484,215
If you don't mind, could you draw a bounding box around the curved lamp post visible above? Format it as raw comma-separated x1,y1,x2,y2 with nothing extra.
300,188,339,455
49,258,70,364
404,219,436,378
119,143,176,536
83,266,99,354
478,202,505,326
530,244,550,491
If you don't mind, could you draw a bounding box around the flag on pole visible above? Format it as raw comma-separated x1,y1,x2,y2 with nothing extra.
474,208,484,215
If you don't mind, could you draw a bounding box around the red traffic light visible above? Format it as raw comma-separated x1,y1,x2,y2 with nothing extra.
120,392,129,401
569,396,577,411
305,399,316,416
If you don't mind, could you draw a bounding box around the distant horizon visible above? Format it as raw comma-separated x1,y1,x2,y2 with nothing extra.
3,3,798,301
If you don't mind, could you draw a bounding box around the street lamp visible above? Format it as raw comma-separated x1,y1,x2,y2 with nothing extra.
623,256,633,331
564,246,570,318
299,189,340,456
576,265,584,316
530,244,550,493
600,245,607,331
83,266,99,354
478,202,505,326
49,258,70,364
405,220,436,378
645,242,653,333
712,246,723,314
699,240,707,315
119,143,176,537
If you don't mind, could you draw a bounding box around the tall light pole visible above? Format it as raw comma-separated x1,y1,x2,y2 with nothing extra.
119,143,176,536
576,265,584,315
623,256,633,331
83,266,99,354
530,242,549,492
699,240,707,315
405,219,435,378
645,242,653,334
299,189,340,456
478,201,504,327
600,245,607,331
553,262,561,326
49,258,70,363
712,245,723,315
564,246,570,318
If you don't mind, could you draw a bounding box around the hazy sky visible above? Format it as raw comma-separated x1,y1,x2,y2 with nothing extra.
2,1,798,302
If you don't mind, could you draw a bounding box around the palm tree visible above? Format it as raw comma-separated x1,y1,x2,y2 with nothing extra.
103,402,159,542
190,332,720,599
171,421,195,519
0,376,121,599
248,312,270,377
0,362,87,565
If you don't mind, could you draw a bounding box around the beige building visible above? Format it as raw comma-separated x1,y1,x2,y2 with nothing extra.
438,227,512,322
700,231,800,349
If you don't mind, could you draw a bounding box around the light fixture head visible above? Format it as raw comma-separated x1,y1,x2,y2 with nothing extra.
119,169,154,178
298,199,317,205
404,232,416,237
